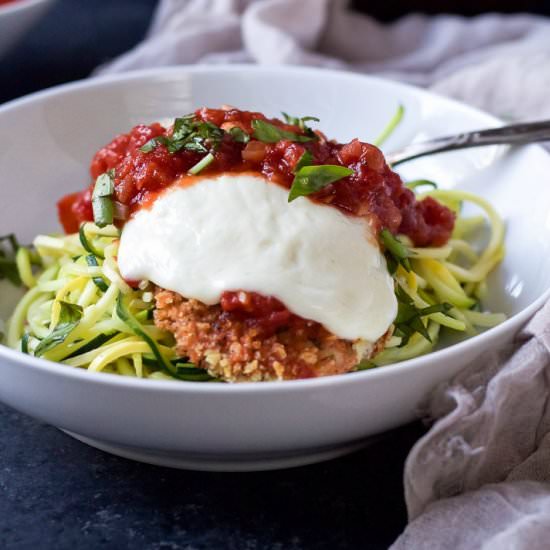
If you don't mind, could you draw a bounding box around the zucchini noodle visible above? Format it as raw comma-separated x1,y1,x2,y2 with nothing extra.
5,223,213,381
4,184,505,378
371,188,506,366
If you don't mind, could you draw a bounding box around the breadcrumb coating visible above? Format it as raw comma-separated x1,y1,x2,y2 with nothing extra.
154,288,388,382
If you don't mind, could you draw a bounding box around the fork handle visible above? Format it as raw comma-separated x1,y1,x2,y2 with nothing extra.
386,120,550,166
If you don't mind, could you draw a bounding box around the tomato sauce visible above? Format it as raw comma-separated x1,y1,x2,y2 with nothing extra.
57,107,455,336
220,290,306,337
59,107,454,246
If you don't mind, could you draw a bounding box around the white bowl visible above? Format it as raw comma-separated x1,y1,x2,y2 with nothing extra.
0,0,55,58
1,66,549,471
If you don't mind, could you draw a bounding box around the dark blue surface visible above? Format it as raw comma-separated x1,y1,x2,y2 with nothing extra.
0,0,158,103
0,2,425,548
0,408,424,549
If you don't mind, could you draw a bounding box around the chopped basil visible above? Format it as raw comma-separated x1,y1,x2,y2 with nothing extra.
197,121,224,142
182,137,209,154
0,233,21,286
380,228,414,274
229,126,250,143
293,150,313,172
140,137,164,153
93,170,114,197
140,115,224,155
281,112,320,135
34,301,83,356
282,112,301,126
406,179,438,191
172,115,196,140
288,165,354,202
92,171,115,228
394,286,452,347
141,135,186,154
281,112,320,126
188,152,214,175
251,119,316,144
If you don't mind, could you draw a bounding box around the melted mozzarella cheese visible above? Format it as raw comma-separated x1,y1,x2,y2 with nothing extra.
118,174,397,342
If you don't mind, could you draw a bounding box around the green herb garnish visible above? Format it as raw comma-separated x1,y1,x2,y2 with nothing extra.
251,119,316,144
393,286,452,347
380,228,414,274
139,138,163,153
140,116,224,177
140,115,224,155
281,112,320,136
288,165,354,202
34,301,83,356
229,126,250,143
293,150,313,172
0,233,21,286
92,170,115,228
178,137,209,154
172,114,197,138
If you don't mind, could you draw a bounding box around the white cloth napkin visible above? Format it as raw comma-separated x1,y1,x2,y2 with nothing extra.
100,1,550,547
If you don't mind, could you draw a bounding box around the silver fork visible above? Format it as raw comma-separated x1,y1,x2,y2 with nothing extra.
385,120,550,166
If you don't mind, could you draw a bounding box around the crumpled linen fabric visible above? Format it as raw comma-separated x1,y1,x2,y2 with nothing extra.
393,300,550,549
99,0,550,120
100,1,550,547
394,481,550,550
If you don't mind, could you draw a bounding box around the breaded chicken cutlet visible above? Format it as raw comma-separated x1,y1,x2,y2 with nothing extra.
154,288,389,382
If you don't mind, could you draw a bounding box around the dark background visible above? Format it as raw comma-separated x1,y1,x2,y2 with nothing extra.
1,1,547,548
358,0,550,19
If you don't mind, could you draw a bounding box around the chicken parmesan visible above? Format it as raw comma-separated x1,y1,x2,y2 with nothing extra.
4,107,505,382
